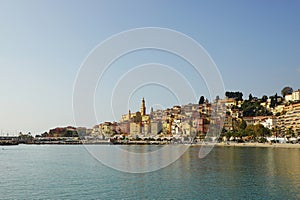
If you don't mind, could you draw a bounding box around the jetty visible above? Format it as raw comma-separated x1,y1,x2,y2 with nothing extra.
0,136,19,145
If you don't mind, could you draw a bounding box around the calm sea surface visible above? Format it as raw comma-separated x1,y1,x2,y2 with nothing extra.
0,145,299,200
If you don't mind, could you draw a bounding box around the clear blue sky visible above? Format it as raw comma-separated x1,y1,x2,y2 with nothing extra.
0,0,299,134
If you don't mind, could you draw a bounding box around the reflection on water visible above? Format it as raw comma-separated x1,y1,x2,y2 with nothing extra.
0,145,299,199
86,144,189,173
190,147,300,199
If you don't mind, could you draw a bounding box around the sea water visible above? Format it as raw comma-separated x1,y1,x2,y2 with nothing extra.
0,145,299,199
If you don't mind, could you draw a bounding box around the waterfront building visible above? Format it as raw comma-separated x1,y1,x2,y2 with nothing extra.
118,122,130,134
99,122,117,137
243,116,277,130
260,116,277,129
91,125,101,136
130,122,141,136
181,120,192,135
277,102,300,135
171,119,181,134
150,121,162,135
141,123,150,135
223,115,236,131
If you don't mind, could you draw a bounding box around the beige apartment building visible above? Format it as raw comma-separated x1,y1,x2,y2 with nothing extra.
277,103,300,135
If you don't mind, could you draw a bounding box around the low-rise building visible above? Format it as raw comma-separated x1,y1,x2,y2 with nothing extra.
243,116,277,129
261,117,277,129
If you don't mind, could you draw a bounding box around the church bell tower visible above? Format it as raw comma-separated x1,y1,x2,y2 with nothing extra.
140,98,146,116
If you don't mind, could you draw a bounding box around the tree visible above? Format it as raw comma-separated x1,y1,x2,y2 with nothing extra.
198,96,205,104
281,86,293,97
225,91,243,101
225,91,230,98
261,95,268,102
241,100,272,117
245,124,270,138
271,126,280,138
237,92,243,101
286,128,295,137
249,94,253,101
270,96,276,108
239,120,247,130
41,132,48,137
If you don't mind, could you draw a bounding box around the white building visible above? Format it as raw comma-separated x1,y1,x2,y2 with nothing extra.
261,117,277,129
292,90,300,101
285,94,293,102
285,90,300,102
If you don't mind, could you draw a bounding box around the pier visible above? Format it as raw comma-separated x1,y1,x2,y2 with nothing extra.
0,136,19,145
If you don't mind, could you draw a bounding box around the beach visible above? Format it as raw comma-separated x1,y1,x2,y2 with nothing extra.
215,142,300,148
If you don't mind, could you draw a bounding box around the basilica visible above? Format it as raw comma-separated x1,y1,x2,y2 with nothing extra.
120,98,156,135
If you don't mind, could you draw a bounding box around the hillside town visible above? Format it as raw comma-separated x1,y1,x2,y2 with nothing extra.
84,87,300,144
2,87,300,145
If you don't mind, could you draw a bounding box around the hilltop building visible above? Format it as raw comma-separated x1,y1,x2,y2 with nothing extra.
285,90,300,102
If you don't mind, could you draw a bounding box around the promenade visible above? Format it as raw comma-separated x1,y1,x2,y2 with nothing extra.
215,142,300,148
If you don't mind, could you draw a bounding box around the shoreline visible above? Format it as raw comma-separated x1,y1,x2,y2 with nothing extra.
2,141,300,149
214,142,300,149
